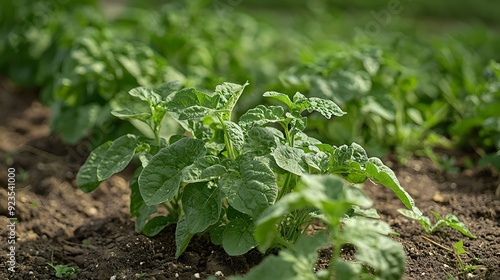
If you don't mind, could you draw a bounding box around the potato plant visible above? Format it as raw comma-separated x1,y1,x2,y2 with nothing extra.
76,81,421,277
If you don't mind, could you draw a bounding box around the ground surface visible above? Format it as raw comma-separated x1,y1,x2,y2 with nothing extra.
0,83,499,279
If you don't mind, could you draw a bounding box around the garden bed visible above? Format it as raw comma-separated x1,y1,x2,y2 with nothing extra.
0,85,499,279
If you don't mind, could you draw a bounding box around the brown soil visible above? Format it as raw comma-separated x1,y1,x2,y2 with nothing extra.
0,84,499,280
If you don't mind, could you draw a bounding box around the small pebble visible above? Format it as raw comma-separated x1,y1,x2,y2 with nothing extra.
194,273,200,278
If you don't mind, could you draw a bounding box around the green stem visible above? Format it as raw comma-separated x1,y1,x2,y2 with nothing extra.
277,172,296,200
217,114,237,160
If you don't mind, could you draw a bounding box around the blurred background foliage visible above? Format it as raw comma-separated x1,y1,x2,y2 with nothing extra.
1,0,499,170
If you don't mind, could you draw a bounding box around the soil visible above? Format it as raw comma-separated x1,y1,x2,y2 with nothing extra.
0,82,499,280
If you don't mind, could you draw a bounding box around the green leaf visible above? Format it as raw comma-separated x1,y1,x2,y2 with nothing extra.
97,134,140,180
365,158,414,209
227,255,296,280
177,105,214,120
263,91,293,108
128,86,162,105
242,127,283,156
286,92,346,119
129,168,157,233
215,82,249,118
219,157,278,218
166,88,219,115
444,214,477,239
143,216,175,237
111,108,151,122
298,174,373,211
255,193,306,252
77,141,112,193
342,217,406,280
209,222,225,246
454,240,466,255
139,138,206,205
239,105,285,130
225,121,245,153
182,182,221,233
175,215,194,258
271,144,308,175
52,104,101,144
222,217,257,256
182,155,227,183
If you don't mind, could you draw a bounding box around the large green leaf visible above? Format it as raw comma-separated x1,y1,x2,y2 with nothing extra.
215,82,249,113
128,86,162,105
139,138,206,205
342,217,406,280
129,168,157,233
182,182,221,233
239,105,285,130
271,144,308,175
165,88,219,117
182,155,227,183
365,158,414,209
291,92,346,118
225,121,245,153
219,157,278,218
242,127,283,156
97,134,141,180
263,91,293,108
222,217,257,256
77,141,112,193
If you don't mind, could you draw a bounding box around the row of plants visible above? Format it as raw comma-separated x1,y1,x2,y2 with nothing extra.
2,0,496,278
2,0,498,169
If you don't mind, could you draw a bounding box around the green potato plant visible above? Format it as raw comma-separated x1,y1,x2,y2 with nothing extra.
77,81,474,278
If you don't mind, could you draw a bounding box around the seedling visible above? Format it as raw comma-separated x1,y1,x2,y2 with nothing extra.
421,236,478,275
47,263,79,279
398,209,476,238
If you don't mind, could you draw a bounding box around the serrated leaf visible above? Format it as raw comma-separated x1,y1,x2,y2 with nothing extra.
222,217,257,256
271,144,308,175
143,216,175,237
219,157,278,218
182,155,226,183
239,105,285,130
77,141,112,192
182,182,221,233
365,158,414,209
97,134,140,180
263,91,293,108
139,138,206,205
175,215,194,258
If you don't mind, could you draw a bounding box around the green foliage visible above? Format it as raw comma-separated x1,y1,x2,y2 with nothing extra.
47,263,79,279
77,81,419,279
398,208,477,238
